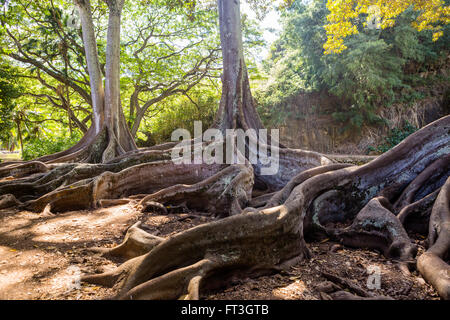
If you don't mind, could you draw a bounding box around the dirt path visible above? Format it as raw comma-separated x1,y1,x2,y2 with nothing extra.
0,205,440,300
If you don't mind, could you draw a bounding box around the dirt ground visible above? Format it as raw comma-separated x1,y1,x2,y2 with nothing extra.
0,204,440,300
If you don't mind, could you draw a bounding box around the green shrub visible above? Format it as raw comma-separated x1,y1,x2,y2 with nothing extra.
368,121,417,154
139,89,219,145
22,132,81,160
257,0,450,131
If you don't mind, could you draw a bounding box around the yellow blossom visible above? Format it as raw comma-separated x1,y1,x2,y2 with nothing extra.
324,0,450,54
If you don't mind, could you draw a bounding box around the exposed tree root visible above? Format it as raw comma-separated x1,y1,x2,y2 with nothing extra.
263,163,352,209
393,154,450,212
417,176,450,300
82,202,311,299
16,160,252,218
398,189,440,234
90,221,165,260
138,164,254,216
119,258,220,300
331,197,417,262
0,194,20,210
0,161,50,179
248,192,276,208
1,115,449,300
255,147,333,191
0,150,172,203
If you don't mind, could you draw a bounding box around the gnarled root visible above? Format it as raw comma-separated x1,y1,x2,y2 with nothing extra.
0,194,20,210
417,176,450,300
0,150,171,203
82,200,312,299
120,258,219,300
398,189,440,234
331,197,417,262
264,163,352,209
80,116,449,300
24,161,252,212
393,154,450,212
0,161,49,179
139,164,254,216
90,221,165,260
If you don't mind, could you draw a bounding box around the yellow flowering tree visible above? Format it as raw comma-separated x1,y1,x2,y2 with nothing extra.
324,0,450,54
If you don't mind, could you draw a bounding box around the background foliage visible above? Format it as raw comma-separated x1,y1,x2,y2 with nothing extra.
256,0,450,132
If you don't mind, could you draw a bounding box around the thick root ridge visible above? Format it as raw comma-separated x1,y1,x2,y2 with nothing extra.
22,161,243,213
90,221,165,260
0,150,171,203
393,154,450,212
120,258,219,300
398,189,440,233
82,201,310,299
331,197,417,261
139,164,254,216
0,161,49,179
264,163,352,209
417,176,450,300
2,115,449,299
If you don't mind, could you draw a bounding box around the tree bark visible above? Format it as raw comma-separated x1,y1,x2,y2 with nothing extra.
215,0,330,192
215,0,264,131
103,0,137,161
75,0,105,135
21,0,138,164
15,119,23,155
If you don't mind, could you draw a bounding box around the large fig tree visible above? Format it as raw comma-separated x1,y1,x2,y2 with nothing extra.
0,0,448,300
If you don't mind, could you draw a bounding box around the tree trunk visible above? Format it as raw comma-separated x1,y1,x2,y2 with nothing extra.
102,0,137,162
215,0,265,131
16,0,138,164
76,0,104,135
15,119,23,156
215,0,330,192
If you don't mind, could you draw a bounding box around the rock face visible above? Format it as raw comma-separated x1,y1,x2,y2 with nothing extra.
276,86,448,155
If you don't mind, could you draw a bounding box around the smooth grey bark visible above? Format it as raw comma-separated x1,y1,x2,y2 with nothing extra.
218,0,243,102
105,0,124,139
102,0,137,160
215,0,265,131
75,0,105,135
70,0,136,162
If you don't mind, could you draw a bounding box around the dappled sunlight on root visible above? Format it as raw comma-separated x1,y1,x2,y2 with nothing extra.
78,116,449,300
